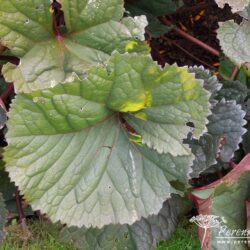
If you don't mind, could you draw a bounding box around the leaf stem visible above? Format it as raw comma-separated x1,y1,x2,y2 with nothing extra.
162,37,215,69
51,0,62,37
149,39,166,66
0,99,6,112
15,190,29,232
160,17,220,57
229,66,239,80
201,227,208,248
0,83,14,102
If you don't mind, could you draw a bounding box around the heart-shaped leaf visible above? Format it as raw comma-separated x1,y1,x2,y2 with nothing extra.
4,53,211,228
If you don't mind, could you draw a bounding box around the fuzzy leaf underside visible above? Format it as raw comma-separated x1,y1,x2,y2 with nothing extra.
187,67,221,176
0,192,7,245
206,100,246,162
59,195,190,250
188,66,222,106
186,67,246,176
217,20,250,67
0,0,148,93
215,0,250,12
216,80,248,104
190,100,246,177
201,161,231,175
3,53,212,228
188,134,217,177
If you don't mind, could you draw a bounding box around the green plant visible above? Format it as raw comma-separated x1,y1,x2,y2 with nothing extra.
1,219,77,250
0,0,249,249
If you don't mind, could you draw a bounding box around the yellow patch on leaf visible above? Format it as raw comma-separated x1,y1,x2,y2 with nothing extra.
129,133,142,144
181,76,197,91
148,65,158,75
134,112,147,120
145,91,152,107
120,101,145,112
120,91,152,112
184,90,200,101
125,41,138,52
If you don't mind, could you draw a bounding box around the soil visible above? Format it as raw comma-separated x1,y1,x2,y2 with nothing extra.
150,0,241,71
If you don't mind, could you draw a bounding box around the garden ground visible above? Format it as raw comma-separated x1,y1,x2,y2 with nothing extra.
1,218,200,250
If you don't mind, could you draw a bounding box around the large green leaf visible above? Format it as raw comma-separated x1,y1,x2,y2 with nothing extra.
3,53,210,228
191,154,250,249
217,20,250,67
0,192,7,245
0,0,148,93
59,195,191,250
6,113,193,228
